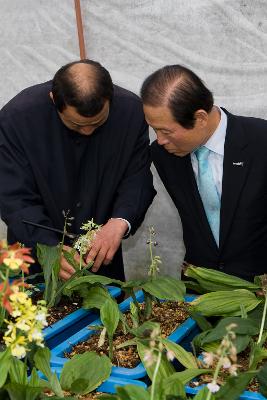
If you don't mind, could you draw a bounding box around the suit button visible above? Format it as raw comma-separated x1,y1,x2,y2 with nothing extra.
76,202,81,208
218,262,225,270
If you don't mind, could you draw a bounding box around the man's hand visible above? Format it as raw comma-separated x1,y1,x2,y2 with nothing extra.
86,218,128,272
59,245,84,281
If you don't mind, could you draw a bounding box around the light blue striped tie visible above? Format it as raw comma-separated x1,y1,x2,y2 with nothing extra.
195,146,220,246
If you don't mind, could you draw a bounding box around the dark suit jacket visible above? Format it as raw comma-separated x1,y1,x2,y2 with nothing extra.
152,109,267,281
0,82,156,280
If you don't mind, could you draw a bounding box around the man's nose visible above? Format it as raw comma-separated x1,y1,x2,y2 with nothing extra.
157,133,168,146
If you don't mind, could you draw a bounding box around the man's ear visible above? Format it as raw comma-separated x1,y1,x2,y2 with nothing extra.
49,91,54,103
194,109,209,128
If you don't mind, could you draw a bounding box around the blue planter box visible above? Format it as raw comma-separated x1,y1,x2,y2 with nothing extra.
39,366,147,394
186,384,267,400
50,292,198,379
43,285,121,348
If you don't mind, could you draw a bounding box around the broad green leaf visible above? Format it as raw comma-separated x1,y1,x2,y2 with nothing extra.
28,368,42,387
161,338,198,369
37,243,61,307
34,347,63,397
8,357,27,385
249,343,267,369
122,279,147,288
0,349,12,387
100,299,120,337
190,289,261,317
130,321,160,338
257,361,267,397
202,317,259,344
185,266,260,291
64,275,122,290
60,352,111,394
4,382,43,400
62,249,80,271
215,371,257,400
116,385,150,400
137,342,175,381
194,386,216,399
188,310,212,332
164,369,212,385
162,375,186,398
83,286,114,309
142,276,185,301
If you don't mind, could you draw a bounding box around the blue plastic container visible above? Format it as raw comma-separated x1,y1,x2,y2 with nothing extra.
38,366,147,393
50,292,198,379
186,384,267,400
43,285,121,348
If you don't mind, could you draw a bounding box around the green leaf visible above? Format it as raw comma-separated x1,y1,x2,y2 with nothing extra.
162,375,187,398
4,382,43,400
137,342,175,381
164,369,212,385
215,371,257,400
194,386,216,399
37,243,61,307
188,311,212,332
202,317,259,344
28,368,42,387
100,299,120,337
62,249,80,271
161,338,198,369
8,357,27,385
64,275,122,290
122,279,147,288
190,289,262,317
185,266,260,292
83,286,114,310
257,361,267,397
116,385,150,400
34,347,63,397
0,349,12,387
60,351,111,395
130,321,160,338
142,276,185,301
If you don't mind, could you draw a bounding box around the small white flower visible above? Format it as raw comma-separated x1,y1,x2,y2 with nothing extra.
202,351,215,367
31,329,43,341
35,312,47,326
207,382,220,393
166,350,175,361
222,357,231,369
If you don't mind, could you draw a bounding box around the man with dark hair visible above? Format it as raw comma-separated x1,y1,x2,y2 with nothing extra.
0,59,156,281
141,64,267,281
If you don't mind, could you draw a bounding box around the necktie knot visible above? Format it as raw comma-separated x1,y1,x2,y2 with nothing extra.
195,146,210,162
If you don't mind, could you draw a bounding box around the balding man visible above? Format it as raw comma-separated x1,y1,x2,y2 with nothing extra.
0,59,156,281
141,64,267,281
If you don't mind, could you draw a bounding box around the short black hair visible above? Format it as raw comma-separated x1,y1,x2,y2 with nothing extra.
141,65,213,129
52,59,113,117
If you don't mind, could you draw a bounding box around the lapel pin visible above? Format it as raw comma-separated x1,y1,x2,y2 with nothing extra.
233,161,244,167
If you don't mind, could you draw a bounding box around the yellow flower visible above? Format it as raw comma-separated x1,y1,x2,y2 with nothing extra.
3,253,23,270
11,344,27,359
10,291,28,304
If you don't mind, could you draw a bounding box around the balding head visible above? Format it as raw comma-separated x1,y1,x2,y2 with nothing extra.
141,65,213,129
51,60,113,117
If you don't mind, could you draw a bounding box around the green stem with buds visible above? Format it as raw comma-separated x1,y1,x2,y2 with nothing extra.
151,350,162,400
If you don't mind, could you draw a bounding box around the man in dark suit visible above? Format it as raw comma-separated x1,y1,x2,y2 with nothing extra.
0,59,156,281
141,64,267,281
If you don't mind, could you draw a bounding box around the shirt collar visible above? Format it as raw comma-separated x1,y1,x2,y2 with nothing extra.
204,106,227,156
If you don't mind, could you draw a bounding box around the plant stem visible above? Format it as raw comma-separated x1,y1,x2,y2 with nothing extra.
206,348,226,400
257,292,267,344
151,350,162,400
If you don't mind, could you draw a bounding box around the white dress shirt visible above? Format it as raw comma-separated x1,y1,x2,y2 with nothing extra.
191,107,227,198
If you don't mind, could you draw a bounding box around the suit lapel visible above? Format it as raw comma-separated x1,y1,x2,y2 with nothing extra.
219,110,250,251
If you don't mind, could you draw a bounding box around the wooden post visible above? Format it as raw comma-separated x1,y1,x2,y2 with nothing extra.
74,0,86,59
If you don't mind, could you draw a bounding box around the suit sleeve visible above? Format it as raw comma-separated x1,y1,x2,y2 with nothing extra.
0,112,59,247
111,119,156,235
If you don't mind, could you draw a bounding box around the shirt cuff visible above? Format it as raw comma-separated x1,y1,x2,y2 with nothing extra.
110,217,131,237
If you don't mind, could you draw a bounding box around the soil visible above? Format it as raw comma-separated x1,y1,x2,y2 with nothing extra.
44,389,103,399
32,291,83,326
65,300,189,369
